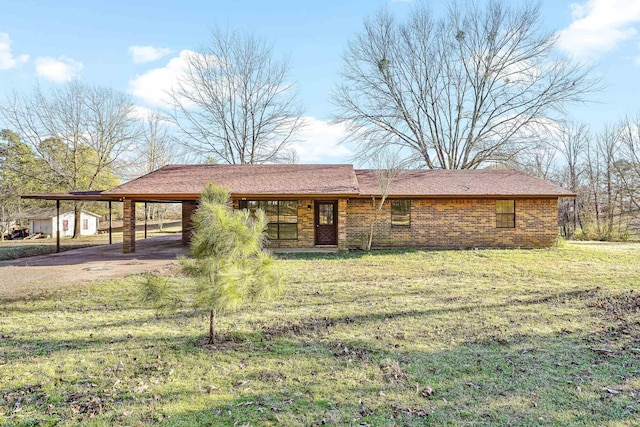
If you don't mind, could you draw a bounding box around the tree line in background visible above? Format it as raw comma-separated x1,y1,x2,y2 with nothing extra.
524,116,640,241
0,0,639,240
0,83,180,237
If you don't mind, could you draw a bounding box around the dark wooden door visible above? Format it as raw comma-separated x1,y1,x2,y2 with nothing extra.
315,201,337,245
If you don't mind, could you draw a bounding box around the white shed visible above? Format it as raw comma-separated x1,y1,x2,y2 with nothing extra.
22,209,101,237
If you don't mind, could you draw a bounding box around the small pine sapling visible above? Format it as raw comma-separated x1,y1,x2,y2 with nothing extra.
188,183,283,343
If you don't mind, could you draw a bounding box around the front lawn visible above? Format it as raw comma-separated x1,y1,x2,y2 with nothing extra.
1,242,639,425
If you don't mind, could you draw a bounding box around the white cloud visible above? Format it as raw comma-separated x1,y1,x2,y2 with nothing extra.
558,0,640,59
128,50,197,107
0,33,29,70
129,104,174,125
129,45,173,64
35,56,83,82
129,105,158,121
290,117,354,163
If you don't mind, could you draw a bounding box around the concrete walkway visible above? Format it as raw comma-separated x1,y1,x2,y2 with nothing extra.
0,235,188,299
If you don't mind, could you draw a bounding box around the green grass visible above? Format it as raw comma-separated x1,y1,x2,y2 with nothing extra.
1,242,640,426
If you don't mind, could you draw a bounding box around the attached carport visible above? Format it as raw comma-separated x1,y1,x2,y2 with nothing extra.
21,191,194,254
115,196,197,253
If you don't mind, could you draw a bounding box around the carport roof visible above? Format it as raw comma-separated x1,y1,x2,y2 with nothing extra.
21,190,121,201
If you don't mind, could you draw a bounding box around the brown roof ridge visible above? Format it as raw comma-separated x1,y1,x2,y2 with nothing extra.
165,163,355,167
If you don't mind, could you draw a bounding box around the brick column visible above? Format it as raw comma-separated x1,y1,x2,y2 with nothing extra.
182,201,198,246
337,198,348,251
123,199,136,253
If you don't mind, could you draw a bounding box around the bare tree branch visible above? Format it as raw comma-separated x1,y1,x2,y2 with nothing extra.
169,29,305,164
0,81,140,237
333,0,600,169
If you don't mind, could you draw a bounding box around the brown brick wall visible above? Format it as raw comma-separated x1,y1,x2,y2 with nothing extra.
337,199,348,250
226,196,557,250
181,201,198,246
123,200,136,253
345,198,559,249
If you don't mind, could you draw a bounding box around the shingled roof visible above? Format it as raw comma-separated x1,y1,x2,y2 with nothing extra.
355,169,575,198
24,164,574,202
103,164,361,199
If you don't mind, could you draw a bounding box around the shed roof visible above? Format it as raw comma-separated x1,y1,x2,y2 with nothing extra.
103,164,361,199
355,169,575,198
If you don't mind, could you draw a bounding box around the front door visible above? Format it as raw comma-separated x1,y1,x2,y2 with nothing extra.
315,201,337,245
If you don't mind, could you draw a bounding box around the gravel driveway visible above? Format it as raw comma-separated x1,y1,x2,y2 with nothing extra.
0,235,188,300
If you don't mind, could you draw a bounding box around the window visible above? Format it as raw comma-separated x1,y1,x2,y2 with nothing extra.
496,200,515,228
62,219,69,232
240,200,298,240
391,200,411,226
318,203,334,225
82,218,88,230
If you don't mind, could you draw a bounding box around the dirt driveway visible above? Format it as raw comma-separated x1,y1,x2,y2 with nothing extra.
0,235,188,300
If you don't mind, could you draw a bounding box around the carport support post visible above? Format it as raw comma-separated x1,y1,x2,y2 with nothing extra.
56,200,60,253
182,201,197,246
108,201,112,245
144,202,148,239
123,199,136,253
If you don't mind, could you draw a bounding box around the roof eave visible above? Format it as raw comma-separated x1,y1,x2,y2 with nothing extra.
104,192,361,201
21,192,121,201
357,193,576,199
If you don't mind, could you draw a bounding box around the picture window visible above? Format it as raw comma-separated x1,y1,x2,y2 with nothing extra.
240,200,298,239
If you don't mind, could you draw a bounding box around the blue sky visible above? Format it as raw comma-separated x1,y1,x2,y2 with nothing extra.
1,0,640,164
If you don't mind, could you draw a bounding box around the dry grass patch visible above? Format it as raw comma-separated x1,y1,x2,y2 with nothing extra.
1,242,639,425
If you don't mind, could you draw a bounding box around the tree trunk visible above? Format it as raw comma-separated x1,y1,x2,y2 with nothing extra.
367,198,375,251
367,197,385,251
73,202,83,239
208,309,216,344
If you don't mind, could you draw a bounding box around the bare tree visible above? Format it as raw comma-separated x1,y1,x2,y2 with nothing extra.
0,81,140,237
170,29,304,164
333,0,600,169
597,126,623,237
618,113,640,214
130,112,181,232
366,149,405,250
139,112,176,174
521,142,558,180
125,112,179,178
556,122,589,235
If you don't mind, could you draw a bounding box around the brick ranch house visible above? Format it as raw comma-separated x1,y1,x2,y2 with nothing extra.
23,164,574,253
77,163,572,253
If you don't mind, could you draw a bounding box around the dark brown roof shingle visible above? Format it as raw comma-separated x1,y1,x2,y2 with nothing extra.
103,164,361,199
27,164,574,201
355,169,575,197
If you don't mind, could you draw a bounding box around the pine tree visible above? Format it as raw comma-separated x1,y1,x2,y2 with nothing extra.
187,184,282,343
